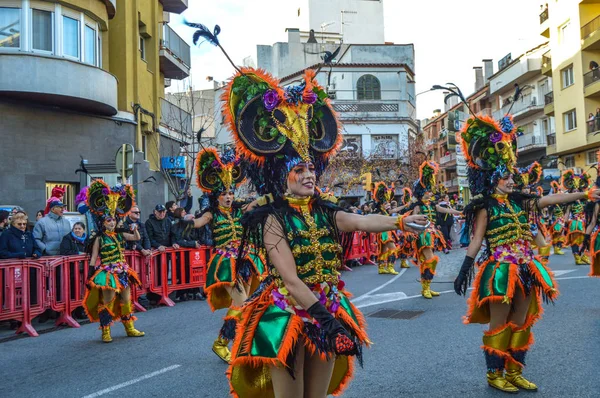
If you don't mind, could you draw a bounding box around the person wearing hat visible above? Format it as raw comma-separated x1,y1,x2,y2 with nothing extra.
33,200,71,256
145,204,181,251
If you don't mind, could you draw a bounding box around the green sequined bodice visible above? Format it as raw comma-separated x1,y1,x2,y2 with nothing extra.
270,198,342,287
212,207,243,249
419,203,437,223
485,199,532,250
100,233,125,264
571,200,584,216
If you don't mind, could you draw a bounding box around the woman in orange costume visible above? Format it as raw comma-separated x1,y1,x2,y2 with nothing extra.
371,181,400,275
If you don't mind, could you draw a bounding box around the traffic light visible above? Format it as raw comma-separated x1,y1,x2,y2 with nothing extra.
361,172,372,192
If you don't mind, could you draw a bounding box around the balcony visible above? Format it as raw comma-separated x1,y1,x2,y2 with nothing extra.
160,0,188,14
582,15,600,50
160,24,191,80
492,96,543,121
331,89,415,121
544,91,554,116
547,133,556,155
160,97,192,135
477,108,492,117
540,8,550,38
444,178,459,190
440,153,457,167
584,70,600,98
0,53,117,115
541,53,552,77
516,133,546,154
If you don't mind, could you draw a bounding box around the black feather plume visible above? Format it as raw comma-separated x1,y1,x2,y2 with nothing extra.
322,45,342,64
184,21,220,46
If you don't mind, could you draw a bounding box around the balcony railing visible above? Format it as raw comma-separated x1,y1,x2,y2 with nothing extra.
444,178,459,188
547,133,556,146
160,23,191,68
440,153,456,165
540,8,549,24
544,91,553,105
517,133,546,150
160,97,192,135
478,108,492,117
587,120,600,135
542,54,551,71
584,69,600,87
492,96,541,120
582,14,600,40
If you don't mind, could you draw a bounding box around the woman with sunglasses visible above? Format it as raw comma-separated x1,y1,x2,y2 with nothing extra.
0,212,41,259
83,180,145,343
454,115,600,393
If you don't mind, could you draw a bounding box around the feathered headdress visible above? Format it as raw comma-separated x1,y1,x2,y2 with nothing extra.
413,161,439,199
561,169,591,192
549,180,562,194
195,147,245,195
86,180,135,225
401,187,412,206
372,181,394,204
514,161,542,191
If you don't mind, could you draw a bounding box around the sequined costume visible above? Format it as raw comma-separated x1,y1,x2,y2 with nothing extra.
549,205,566,254
562,170,592,264
228,196,367,397
371,182,399,274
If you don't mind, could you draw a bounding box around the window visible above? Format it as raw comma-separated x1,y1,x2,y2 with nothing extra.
564,155,575,168
560,21,572,45
563,109,577,131
541,118,550,135
32,9,53,52
62,15,79,58
0,7,21,48
141,134,148,161
562,65,574,88
586,150,598,165
139,35,146,60
84,25,96,65
357,74,381,100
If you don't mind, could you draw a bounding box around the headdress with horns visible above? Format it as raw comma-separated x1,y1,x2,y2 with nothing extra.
513,162,542,192
561,169,591,193
401,187,412,206
86,180,135,227
413,161,439,199
372,181,394,204
196,147,245,196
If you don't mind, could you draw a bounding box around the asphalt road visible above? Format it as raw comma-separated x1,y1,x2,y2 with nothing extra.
1,249,598,398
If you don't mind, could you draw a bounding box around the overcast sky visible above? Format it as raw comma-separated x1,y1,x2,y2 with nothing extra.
170,0,545,120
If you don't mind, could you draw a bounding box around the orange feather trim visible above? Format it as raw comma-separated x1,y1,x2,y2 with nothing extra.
481,345,511,360
484,322,517,336
528,256,559,300
331,356,355,397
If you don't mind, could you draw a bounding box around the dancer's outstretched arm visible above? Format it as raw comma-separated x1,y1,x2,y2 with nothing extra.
336,211,427,234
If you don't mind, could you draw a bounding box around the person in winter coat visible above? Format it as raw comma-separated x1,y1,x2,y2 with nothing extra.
122,206,152,257
0,213,42,259
145,204,180,251
33,201,72,255
171,208,202,248
59,222,87,255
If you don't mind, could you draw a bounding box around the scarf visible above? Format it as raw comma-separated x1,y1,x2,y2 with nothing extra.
71,232,87,244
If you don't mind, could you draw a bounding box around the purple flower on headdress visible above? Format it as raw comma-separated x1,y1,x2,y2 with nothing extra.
263,89,281,112
490,131,503,144
101,188,110,195
120,189,127,198
211,160,219,167
302,91,317,105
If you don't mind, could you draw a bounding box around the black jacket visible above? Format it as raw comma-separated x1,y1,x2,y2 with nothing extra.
171,219,199,248
0,226,42,259
145,214,174,248
59,233,87,255
122,217,151,251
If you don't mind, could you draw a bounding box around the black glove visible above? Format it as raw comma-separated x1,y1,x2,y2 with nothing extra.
307,301,358,356
454,256,475,296
582,234,591,251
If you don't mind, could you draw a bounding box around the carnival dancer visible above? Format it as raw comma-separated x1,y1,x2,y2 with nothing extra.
396,187,415,269
548,181,567,255
584,158,600,276
562,169,592,265
83,180,145,343
453,112,600,393
371,181,401,275
192,147,266,363
410,161,462,299
213,59,427,396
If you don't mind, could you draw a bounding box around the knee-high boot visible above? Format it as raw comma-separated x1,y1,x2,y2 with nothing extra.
98,298,116,343
482,324,518,393
505,326,537,391
213,306,241,364
121,302,145,337
572,245,586,264
386,254,399,275
420,256,439,298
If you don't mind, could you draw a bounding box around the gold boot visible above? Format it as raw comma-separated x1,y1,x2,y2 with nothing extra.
575,254,586,265
212,337,231,363
400,259,410,268
505,327,537,391
487,370,519,393
581,254,591,264
387,262,399,275
554,246,564,255
101,326,112,343
421,280,433,299
506,367,537,391
378,263,390,274
123,320,145,337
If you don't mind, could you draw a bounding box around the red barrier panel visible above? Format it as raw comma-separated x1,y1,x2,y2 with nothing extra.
148,247,209,307
347,232,367,261
0,260,46,337
125,251,149,313
369,233,380,259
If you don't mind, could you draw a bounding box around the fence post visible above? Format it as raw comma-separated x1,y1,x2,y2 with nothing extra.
15,264,39,337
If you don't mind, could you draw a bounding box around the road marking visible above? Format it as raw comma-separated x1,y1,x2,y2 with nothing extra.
81,365,181,398
553,269,577,277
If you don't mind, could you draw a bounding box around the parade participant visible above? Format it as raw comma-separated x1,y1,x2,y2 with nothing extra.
218,63,428,397
562,169,592,265
548,181,566,255
371,181,400,275
83,180,144,343
453,114,599,393
192,147,266,363
396,187,415,269
411,161,462,299
584,160,600,276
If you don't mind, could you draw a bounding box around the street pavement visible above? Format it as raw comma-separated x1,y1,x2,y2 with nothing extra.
1,248,599,398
